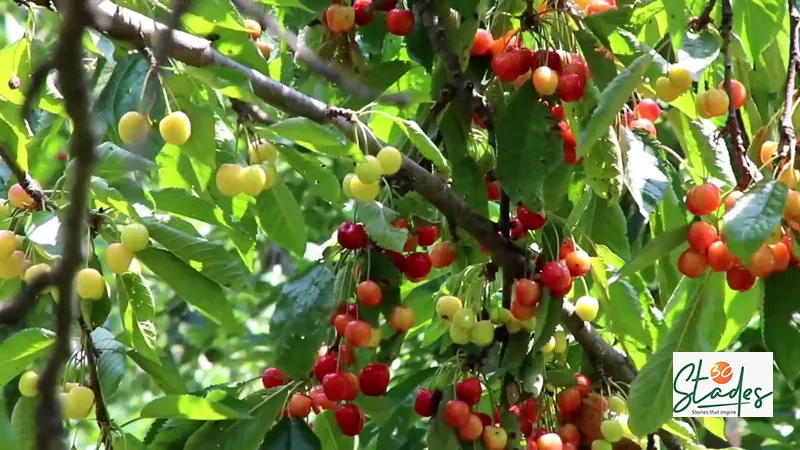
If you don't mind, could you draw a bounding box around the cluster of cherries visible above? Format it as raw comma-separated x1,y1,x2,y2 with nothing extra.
470,29,590,104
677,183,797,292
324,0,414,36
554,380,629,450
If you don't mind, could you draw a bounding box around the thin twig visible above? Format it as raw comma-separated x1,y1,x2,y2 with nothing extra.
779,0,800,164
230,98,276,125
0,273,56,326
79,318,112,447
689,0,718,31
0,145,49,210
35,0,98,447
230,0,410,107
721,0,759,189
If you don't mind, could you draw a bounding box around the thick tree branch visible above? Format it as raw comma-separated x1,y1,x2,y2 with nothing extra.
721,0,759,189
36,0,99,448
780,0,800,163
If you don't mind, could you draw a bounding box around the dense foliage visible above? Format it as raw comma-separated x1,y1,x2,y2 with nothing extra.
0,0,799,449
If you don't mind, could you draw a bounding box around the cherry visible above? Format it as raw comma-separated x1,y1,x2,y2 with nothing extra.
344,320,373,347
549,277,573,298
288,393,313,418
725,191,743,211
335,404,366,437
353,0,375,26
343,372,360,400
314,355,339,382
511,218,525,240
388,305,415,331
471,29,493,56
678,248,707,278
416,225,439,246
261,367,289,389
511,298,537,321
559,239,576,260
403,233,418,252
429,241,456,268
760,140,778,166
707,240,736,272
557,387,582,415
727,265,756,291
458,414,484,441
557,73,585,102
551,103,565,120
517,204,546,230
334,313,355,336
486,180,501,201
559,423,581,447
492,48,531,82
403,252,432,281
392,218,408,229
686,183,721,216
326,5,355,33
338,221,369,249
564,250,590,277
575,295,599,322
244,19,262,39
414,388,436,417
560,122,581,165
310,386,337,410
746,245,775,277
785,190,800,220
359,363,390,397
386,9,414,36
376,0,397,11
536,432,564,450
635,99,661,122
629,118,657,137
719,79,747,109
771,241,790,272
687,221,718,252
532,49,563,72
444,400,471,427
533,67,559,96
541,261,571,291
357,280,382,306
322,372,351,401
574,374,592,396
527,437,540,450
455,377,483,406
475,412,493,427
483,426,509,450
656,76,681,102
515,279,543,307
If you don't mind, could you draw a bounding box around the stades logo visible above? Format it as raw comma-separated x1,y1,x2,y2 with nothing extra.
673,352,774,418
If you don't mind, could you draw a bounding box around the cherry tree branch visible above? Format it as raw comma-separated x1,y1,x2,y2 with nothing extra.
689,0,717,31
79,318,112,447
780,0,800,163
721,0,759,189
0,145,50,210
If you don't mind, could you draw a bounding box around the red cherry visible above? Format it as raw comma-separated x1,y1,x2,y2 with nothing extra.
559,239,576,260
549,277,573,298
443,400,471,427
414,388,436,417
344,320,373,347
520,397,540,423
310,386,337,410
557,387,582,414
334,313,354,336
511,298,537,321
527,437,540,450
719,79,747,109
517,204,546,230
511,218,525,240
492,48,531,82
541,260,571,291
392,218,408,229
515,279,543,307
357,280,382,306
429,241,457,268
686,184,722,216
457,414,484,441
388,305,415,331
314,355,339,382
772,241,791,272
486,180,501,201
532,49,563,73
678,248,708,278
376,0,397,10
416,225,439,246
557,73,585,102
687,221,718,252
288,393,314,418
630,118,657,137
727,265,756,291
403,233,418,252
574,374,592,396
471,29,493,56
564,250,591,277
559,423,581,447
473,112,487,129
386,9,414,36
261,367,289,389
707,240,736,272
57,150,67,162
476,412,493,427
403,252,432,281
537,432,564,450
343,372,360,400
387,250,405,270
455,377,483,406
551,103,565,120
335,404,366,436
635,99,661,122
337,221,369,249
353,0,375,26
359,363,390,397
322,372,351,401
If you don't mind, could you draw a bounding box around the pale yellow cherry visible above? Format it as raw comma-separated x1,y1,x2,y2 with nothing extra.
18,371,39,397
655,77,680,102
342,173,356,199
0,250,25,279
118,111,150,145
216,164,244,197
355,155,383,184
64,386,95,420
159,111,192,146
249,140,278,164
106,243,133,274
0,230,16,260
241,165,267,196
120,223,149,252
23,263,51,285
667,65,693,92
75,268,106,301
376,146,402,175
349,175,380,202
263,163,278,191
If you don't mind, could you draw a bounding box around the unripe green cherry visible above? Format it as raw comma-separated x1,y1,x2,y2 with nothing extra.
106,243,133,274
600,420,624,443
355,155,383,183
592,440,613,450
553,329,567,353
522,318,536,332
541,335,556,353
120,223,149,252
342,173,356,199
453,308,477,331
349,175,380,202
18,370,39,397
489,307,511,324
450,324,471,345
159,111,192,146
506,318,523,334
470,320,495,346
376,146,402,175
75,268,105,300
609,395,627,413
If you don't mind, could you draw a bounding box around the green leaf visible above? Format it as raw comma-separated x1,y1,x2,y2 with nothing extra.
677,31,721,77
261,418,321,450
69,142,156,181
0,328,55,388
0,106,29,172
141,395,250,420
722,180,788,262
621,129,670,217
584,126,624,201
113,433,147,450
280,146,341,203
715,280,762,351
591,254,652,350
733,0,786,61
0,38,62,116
143,219,252,291
137,248,240,330
663,0,689,50
577,195,631,260
265,118,353,157
532,292,560,353
184,388,291,450
439,100,488,217
545,369,579,387
313,410,356,450
614,225,689,281
392,119,449,171
10,397,35,450
150,188,228,227
578,52,654,154
126,350,188,394
627,273,712,436
763,266,800,385
256,181,307,256
89,328,127,397
0,394,15,449
356,201,408,252
496,86,563,205
667,112,737,186
118,273,160,364
270,264,336,379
